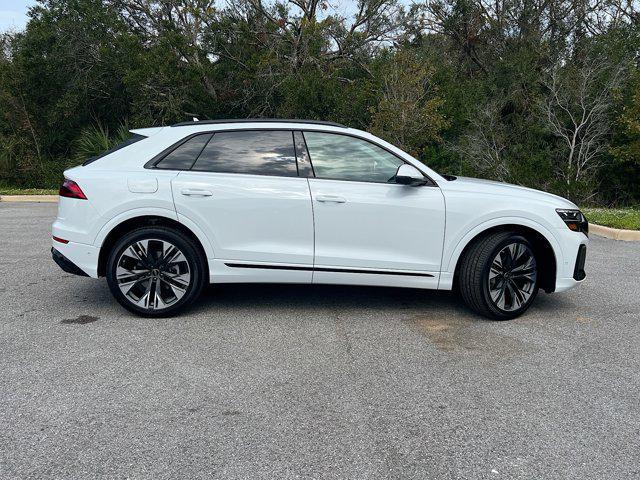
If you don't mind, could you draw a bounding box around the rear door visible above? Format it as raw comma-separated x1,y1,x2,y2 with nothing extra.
301,131,445,287
167,130,314,283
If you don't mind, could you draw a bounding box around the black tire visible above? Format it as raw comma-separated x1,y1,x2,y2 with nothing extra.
458,232,539,320
106,227,206,317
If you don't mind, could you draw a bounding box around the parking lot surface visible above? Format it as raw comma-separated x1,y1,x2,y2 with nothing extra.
1,203,639,479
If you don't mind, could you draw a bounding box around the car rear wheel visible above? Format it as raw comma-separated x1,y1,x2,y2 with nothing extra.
459,232,539,320
106,227,206,317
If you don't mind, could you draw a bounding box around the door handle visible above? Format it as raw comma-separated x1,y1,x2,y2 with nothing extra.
180,188,213,197
316,195,346,203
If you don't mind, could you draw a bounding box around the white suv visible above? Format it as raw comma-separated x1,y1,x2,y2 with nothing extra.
51,119,588,319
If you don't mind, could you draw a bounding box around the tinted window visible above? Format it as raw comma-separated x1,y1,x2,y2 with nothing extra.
293,131,313,177
156,134,212,170
303,132,403,183
192,130,297,177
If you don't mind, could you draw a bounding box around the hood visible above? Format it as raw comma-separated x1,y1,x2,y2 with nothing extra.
446,176,578,209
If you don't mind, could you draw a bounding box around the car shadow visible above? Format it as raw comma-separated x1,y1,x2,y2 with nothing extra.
63,278,571,322
192,283,464,315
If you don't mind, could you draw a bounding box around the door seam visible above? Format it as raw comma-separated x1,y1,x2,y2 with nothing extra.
306,177,316,283
168,171,181,220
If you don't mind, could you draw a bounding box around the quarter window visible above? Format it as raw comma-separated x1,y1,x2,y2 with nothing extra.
155,134,212,170
192,130,297,177
83,133,147,166
303,132,404,183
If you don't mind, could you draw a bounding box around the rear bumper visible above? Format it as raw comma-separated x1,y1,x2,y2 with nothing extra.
50,239,100,278
52,248,89,277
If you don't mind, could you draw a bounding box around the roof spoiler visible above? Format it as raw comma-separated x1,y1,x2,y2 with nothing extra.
130,127,164,137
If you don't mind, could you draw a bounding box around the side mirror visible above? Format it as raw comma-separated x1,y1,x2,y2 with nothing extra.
395,164,427,186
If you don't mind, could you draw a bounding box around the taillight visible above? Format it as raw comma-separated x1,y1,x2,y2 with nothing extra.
59,179,87,199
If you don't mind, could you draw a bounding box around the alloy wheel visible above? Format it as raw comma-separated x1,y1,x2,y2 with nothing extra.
116,239,191,310
488,242,537,312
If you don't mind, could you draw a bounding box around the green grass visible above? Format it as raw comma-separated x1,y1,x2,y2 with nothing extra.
583,207,640,231
0,188,58,195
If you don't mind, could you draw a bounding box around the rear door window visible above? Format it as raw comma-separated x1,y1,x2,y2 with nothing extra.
192,130,297,177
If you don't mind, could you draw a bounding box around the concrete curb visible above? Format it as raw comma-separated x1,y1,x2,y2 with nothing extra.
0,195,58,203
590,223,640,242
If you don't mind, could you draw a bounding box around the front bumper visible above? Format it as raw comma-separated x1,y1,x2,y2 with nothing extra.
52,248,89,277
573,244,587,281
552,230,588,292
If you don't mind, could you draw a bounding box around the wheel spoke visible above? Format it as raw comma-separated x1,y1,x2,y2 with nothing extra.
489,263,502,279
512,255,534,272
147,240,165,265
137,281,153,309
117,269,150,285
509,243,519,266
501,247,513,270
162,244,182,266
128,241,148,263
507,281,524,308
154,280,168,309
149,275,160,309
511,267,536,281
491,284,507,309
162,273,189,293
511,243,525,266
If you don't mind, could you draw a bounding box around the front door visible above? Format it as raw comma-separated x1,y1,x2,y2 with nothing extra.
302,131,445,287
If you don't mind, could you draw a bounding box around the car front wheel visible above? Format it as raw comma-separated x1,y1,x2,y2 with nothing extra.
106,227,206,317
459,232,539,320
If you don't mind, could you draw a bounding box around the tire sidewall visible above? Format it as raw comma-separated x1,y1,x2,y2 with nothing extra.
480,234,539,320
106,228,205,317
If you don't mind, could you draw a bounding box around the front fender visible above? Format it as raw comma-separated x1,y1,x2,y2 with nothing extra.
439,216,564,289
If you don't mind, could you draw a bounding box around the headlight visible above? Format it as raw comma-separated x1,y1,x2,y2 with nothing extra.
556,209,588,236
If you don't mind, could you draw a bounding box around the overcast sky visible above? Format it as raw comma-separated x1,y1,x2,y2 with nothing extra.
0,0,36,32
0,0,411,33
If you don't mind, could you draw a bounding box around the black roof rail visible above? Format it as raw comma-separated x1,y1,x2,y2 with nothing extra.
171,118,347,128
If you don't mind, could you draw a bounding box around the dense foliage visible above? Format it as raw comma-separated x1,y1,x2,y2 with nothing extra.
1,0,639,205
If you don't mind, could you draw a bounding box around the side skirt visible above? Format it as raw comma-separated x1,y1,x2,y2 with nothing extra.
209,259,439,289
225,262,434,277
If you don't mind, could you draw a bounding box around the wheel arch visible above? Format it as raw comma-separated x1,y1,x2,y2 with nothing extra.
448,222,559,294
96,215,211,278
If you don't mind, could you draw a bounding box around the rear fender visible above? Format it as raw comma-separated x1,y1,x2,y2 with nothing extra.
93,207,215,260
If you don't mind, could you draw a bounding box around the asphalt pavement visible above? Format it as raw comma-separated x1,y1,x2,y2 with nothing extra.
0,203,639,479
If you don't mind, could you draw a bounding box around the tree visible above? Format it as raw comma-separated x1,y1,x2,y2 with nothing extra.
369,50,446,157
453,100,510,181
0,0,639,202
541,55,626,200
612,78,640,165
